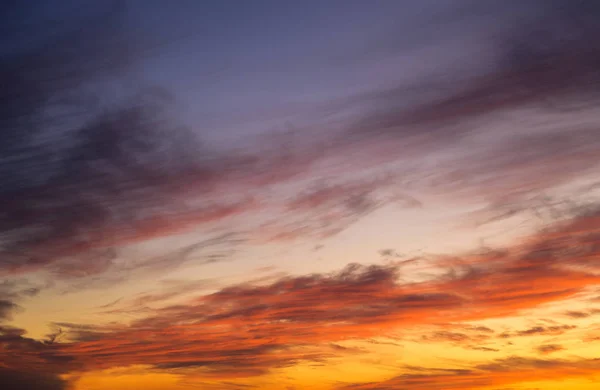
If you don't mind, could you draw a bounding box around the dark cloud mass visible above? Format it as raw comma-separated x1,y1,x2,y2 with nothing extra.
0,368,67,390
0,324,74,390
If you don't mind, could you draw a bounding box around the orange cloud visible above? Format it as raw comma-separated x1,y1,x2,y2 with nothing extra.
337,356,600,390
2,209,600,385
536,344,564,355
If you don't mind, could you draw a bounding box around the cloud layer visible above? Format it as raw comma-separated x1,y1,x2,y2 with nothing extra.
2,1,600,389
1,207,598,388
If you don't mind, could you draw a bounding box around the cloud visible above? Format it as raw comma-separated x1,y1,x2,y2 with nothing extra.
54,232,244,294
3,1,600,296
426,206,600,321
498,324,577,339
0,207,596,380
320,1,600,220
0,279,42,321
419,329,495,352
438,126,600,219
389,1,600,127
0,325,76,386
98,278,220,316
0,300,19,321
563,309,600,319
536,344,564,355
0,3,258,280
3,4,600,388
257,176,419,242
337,356,600,390
10,263,460,377
469,346,500,352
0,90,254,276
0,368,68,390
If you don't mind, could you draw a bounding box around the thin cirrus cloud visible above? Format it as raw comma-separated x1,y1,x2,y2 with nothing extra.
3,0,600,286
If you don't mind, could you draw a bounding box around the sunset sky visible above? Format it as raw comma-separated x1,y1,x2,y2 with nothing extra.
2,1,600,389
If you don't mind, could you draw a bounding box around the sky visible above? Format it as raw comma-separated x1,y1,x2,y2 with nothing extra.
1,0,600,389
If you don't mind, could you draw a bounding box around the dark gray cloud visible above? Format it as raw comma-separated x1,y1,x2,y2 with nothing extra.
0,368,67,390
0,325,76,390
